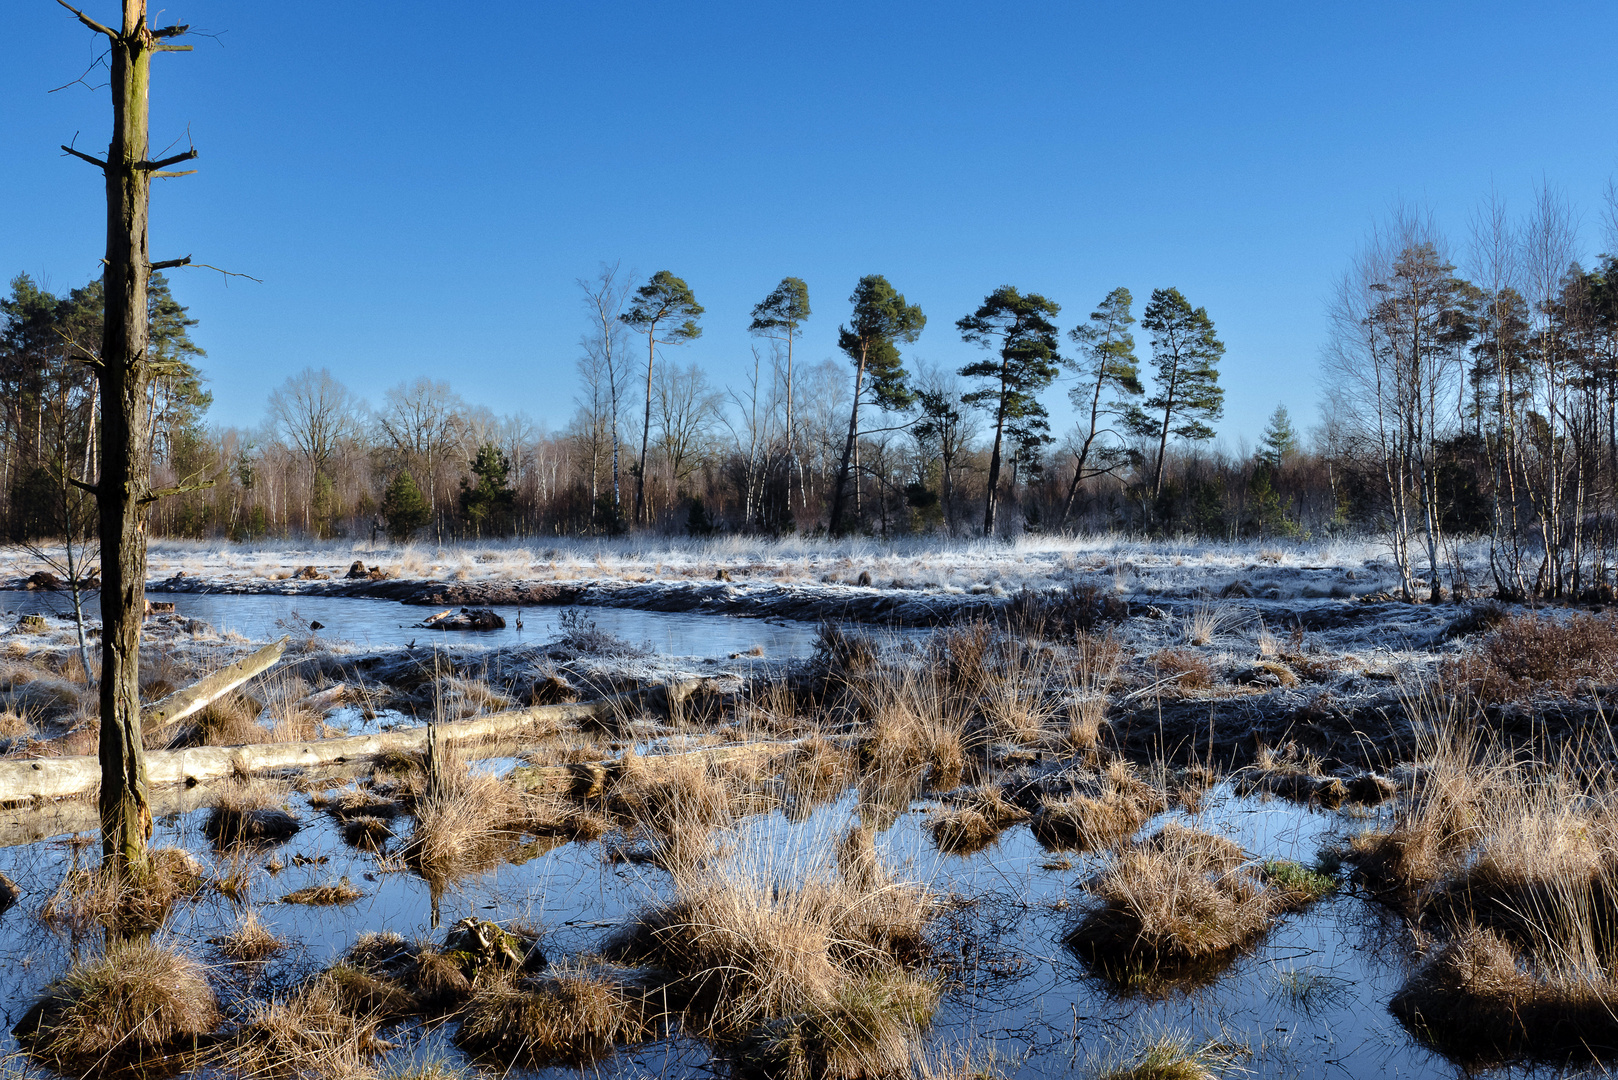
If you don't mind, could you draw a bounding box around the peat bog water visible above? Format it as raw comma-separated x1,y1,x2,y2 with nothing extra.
0,780,1477,1080
0,590,824,658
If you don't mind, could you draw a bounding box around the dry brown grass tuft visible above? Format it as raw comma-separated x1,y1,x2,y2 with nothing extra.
404,765,526,883
1148,649,1214,692
280,878,364,906
1350,707,1502,899
454,965,652,1067
735,967,939,1080
858,665,967,791
929,787,1031,855
0,708,33,740
434,674,516,719
605,836,933,1038
15,939,219,1070
1236,743,1346,807
189,691,271,746
786,735,853,808
1389,923,1618,1065
203,779,302,846
218,974,389,1079
214,908,286,961
42,847,207,933
341,815,394,851
1031,760,1166,853
1067,823,1274,983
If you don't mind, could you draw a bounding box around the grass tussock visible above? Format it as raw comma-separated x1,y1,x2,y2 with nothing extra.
929,786,1030,855
1348,706,1500,899
217,974,388,1079
280,878,364,906
1391,924,1618,1064
859,666,967,791
603,831,933,1040
1095,1031,1239,1080
214,908,286,960
188,690,271,747
454,965,652,1067
1147,649,1214,693
1258,859,1337,908
1031,760,1166,853
16,939,219,1070
736,967,939,1080
403,756,527,882
1067,823,1275,985
1236,743,1347,808
42,847,207,933
203,779,302,846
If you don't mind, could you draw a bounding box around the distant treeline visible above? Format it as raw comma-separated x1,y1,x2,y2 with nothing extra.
4,188,1617,600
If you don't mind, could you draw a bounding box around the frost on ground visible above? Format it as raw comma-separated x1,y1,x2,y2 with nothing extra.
0,533,1473,601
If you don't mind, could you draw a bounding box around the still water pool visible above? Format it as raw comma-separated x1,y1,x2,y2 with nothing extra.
0,590,826,658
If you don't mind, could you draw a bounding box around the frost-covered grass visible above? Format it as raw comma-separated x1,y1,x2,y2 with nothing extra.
0,533,1497,600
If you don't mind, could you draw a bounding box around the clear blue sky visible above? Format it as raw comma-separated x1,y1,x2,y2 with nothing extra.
5,1,1617,450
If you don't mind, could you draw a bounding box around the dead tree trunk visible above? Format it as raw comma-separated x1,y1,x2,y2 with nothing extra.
58,0,196,877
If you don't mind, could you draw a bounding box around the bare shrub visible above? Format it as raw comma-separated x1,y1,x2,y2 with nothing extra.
1442,611,1618,702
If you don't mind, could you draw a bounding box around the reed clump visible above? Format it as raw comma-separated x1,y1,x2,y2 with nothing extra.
15,940,219,1071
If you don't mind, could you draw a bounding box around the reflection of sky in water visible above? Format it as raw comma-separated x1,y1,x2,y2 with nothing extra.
0,782,1491,1079
0,589,826,657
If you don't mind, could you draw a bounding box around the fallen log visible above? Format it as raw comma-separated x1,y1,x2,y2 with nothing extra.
140,636,291,736
0,678,709,805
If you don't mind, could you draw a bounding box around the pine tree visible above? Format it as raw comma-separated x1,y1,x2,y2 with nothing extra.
459,444,516,539
381,471,430,542
621,271,703,526
1128,287,1225,497
957,286,1062,535
829,276,924,535
1060,286,1144,524
1257,404,1297,470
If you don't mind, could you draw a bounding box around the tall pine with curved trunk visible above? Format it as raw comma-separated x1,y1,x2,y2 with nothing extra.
1060,287,1143,525
748,277,811,510
1129,287,1225,498
829,276,924,536
621,271,702,527
957,286,1062,535
57,0,198,877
